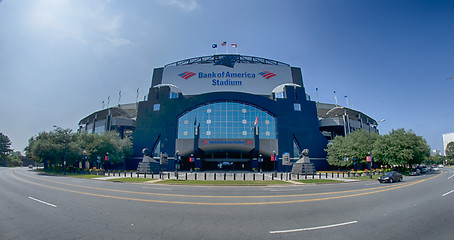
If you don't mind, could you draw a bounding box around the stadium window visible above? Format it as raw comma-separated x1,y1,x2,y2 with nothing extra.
275,92,286,99
294,103,301,111
169,92,179,99
153,104,160,111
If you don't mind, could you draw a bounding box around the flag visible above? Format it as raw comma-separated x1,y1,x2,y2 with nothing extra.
231,43,237,48
221,42,227,46
194,116,197,126
254,116,258,125
212,44,217,48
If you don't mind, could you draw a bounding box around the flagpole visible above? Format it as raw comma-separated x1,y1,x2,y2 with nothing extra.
315,88,319,103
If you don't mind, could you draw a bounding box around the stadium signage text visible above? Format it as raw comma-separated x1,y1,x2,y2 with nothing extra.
198,71,257,86
198,71,256,79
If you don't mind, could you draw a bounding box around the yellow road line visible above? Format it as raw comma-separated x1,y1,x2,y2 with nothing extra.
12,170,411,198
10,170,439,206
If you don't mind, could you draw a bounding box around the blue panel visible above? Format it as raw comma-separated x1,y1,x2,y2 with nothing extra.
177,101,277,139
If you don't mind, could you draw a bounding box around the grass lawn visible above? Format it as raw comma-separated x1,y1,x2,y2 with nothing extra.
292,179,345,184
347,175,380,181
68,174,108,179
156,180,291,185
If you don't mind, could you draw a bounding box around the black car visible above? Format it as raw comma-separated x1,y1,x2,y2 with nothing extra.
378,171,403,183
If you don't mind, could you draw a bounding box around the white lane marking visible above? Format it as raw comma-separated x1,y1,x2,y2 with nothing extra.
442,190,454,197
28,197,57,208
270,220,358,234
448,173,454,180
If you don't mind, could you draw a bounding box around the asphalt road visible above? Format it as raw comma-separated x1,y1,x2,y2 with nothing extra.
1,167,454,240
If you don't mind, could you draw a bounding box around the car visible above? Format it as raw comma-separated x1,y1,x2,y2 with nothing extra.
28,165,33,169
378,171,403,183
438,164,444,168
419,166,428,174
409,169,421,176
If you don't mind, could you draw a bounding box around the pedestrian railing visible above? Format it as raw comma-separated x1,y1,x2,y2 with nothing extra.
100,170,386,181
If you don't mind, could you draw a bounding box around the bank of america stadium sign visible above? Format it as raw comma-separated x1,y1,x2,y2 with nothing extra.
179,70,276,86
163,63,293,95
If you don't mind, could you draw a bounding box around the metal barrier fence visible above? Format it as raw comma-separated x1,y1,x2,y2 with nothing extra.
101,170,385,181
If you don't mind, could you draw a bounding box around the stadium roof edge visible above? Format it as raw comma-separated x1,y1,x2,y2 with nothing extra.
164,54,290,67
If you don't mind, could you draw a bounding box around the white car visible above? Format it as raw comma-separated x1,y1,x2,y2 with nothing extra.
438,164,444,168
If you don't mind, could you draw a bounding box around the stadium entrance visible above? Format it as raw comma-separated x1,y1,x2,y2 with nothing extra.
203,151,251,171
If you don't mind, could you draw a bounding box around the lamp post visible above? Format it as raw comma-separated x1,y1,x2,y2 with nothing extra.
175,151,181,173
259,154,262,173
368,119,385,179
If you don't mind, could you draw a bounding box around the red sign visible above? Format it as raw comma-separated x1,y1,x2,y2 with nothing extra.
271,155,276,161
366,156,372,162
105,156,109,161
189,157,194,163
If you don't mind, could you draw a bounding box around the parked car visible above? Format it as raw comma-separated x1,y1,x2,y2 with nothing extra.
378,171,403,183
28,165,33,169
438,164,444,168
419,166,428,174
409,169,421,176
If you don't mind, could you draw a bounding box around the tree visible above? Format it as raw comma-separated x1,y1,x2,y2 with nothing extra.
326,129,379,169
76,131,132,169
446,142,454,161
0,133,15,167
25,128,79,170
424,154,446,166
0,132,13,157
372,129,430,168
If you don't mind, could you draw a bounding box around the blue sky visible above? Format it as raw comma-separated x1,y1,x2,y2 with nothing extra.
1,0,453,154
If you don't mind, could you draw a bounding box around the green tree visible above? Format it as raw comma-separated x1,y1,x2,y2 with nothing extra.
424,154,446,166
372,129,430,168
326,129,379,169
0,133,13,161
77,131,132,169
446,142,454,161
25,128,79,170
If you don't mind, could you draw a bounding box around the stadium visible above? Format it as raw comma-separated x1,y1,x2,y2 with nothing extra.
78,54,378,171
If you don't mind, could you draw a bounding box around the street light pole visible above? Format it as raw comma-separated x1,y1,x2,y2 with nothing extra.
368,119,385,179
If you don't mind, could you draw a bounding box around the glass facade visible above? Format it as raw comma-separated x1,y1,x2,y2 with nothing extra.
177,101,277,139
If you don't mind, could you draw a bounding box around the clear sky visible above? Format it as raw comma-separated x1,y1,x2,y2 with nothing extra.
1,0,453,154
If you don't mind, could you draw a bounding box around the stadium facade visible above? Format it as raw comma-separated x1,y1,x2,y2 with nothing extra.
78,55,378,171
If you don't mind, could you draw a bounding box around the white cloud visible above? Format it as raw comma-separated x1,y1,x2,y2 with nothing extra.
158,0,199,12
106,37,133,46
99,14,123,34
